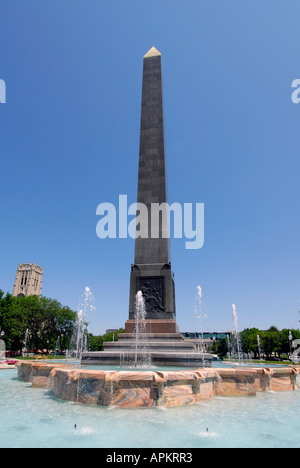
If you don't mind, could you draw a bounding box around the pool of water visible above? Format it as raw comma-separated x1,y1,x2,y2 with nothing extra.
63,360,290,371
1,368,300,448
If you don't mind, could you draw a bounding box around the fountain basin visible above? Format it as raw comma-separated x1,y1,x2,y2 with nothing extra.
17,361,300,408
17,361,75,388
82,351,212,367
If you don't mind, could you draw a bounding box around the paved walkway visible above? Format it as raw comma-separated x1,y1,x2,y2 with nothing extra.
0,360,18,370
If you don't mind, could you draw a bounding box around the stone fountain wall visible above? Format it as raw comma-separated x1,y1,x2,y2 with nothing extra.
17,361,74,388
17,362,300,408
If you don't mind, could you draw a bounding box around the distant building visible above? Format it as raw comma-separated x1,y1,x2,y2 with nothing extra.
12,263,43,297
182,332,231,341
181,331,232,351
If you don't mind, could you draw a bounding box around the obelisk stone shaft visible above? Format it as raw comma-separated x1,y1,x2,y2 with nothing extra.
134,48,170,265
128,47,176,323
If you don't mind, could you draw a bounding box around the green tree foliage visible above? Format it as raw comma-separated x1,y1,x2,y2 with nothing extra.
88,328,125,351
214,338,228,357
260,326,281,358
214,325,300,359
240,328,260,358
0,290,76,353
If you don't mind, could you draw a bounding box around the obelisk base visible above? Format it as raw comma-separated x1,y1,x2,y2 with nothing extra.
125,319,179,334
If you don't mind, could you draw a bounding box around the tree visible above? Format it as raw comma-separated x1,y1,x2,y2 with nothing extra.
0,292,27,350
215,338,228,357
240,328,260,358
278,328,300,357
0,291,77,353
261,326,282,359
87,328,125,351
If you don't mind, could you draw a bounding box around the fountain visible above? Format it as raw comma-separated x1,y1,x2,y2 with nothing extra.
2,353,300,449
82,286,211,367
131,291,151,367
15,283,299,409
117,291,152,368
0,339,6,361
227,334,231,361
22,329,29,357
54,336,61,356
66,286,95,361
257,335,262,361
289,330,293,357
14,49,300,413
4,47,300,449
195,286,203,351
16,355,300,409
228,305,254,365
195,286,209,366
66,309,86,361
230,304,242,364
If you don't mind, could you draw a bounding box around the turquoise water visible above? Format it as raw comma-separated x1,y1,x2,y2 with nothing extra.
1,368,300,448
72,361,290,371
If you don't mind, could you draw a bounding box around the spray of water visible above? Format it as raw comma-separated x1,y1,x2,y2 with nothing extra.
257,335,262,360
131,291,151,368
195,286,203,352
0,339,6,361
231,304,241,363
67,287,96,406
195,286,208,367
67,287,96,361
227,334,231,361
23,329,29,356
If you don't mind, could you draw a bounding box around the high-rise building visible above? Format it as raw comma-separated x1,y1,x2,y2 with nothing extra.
12,263,43,297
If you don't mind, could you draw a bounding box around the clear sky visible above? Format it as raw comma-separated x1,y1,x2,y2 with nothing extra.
0,0,300,335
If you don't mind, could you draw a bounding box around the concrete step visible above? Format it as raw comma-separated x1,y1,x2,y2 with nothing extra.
103,341,196,352
81,351,212,367
117,333,186,342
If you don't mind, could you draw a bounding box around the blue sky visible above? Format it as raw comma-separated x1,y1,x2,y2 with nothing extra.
0,0,299,335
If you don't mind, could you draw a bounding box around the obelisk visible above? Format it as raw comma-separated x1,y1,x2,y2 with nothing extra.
127,47,177,333
82,48,212,366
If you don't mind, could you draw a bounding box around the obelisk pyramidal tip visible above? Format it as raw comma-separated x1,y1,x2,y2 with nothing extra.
143,46,161,58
